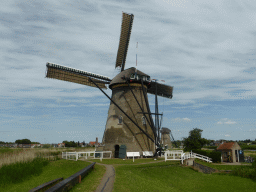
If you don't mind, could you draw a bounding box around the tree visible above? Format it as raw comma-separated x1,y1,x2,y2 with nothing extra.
15,139,31,144
78,141,80,147
183,128,207,151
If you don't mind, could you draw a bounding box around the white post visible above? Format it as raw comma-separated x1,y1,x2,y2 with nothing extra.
165,152,167,162
100,152,102,162
76,152,78,161
133,153,134,162
66,152,67,160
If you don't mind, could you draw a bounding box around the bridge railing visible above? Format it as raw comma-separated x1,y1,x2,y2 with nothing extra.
164,150,212,164
190,151,212,163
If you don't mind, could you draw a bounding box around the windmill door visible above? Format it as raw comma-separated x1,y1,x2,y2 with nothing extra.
119,145,126,159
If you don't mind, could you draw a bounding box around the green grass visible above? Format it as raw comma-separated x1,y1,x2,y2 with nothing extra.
88,158,165,164
0,157,49,188
113,161,256,192
70,164,106,192
0,159,103,192
241,145,256,150
194,159,244,170
0,148,22,155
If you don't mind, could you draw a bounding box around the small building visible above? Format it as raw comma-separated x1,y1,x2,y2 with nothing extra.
217,142,243,163
31,144,41,148
51,144,58,148
89,141,96,146
58,143,65,147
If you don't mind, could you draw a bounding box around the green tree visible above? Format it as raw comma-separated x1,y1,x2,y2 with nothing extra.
15,139,22,144
183,128,207,151
21,139,31,144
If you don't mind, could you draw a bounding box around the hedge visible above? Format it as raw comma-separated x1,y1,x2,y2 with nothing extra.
192,149,221,163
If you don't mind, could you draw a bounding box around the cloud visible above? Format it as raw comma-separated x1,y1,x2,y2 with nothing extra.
173,117,191,122
225,134,231,137
217,118,237,125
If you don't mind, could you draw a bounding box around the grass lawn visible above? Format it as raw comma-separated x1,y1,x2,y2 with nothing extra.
113,161,256,192
194,159,248,170
0,159,105,192
69,163,106,192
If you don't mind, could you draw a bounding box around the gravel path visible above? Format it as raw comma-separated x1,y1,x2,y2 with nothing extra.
94,163,115,192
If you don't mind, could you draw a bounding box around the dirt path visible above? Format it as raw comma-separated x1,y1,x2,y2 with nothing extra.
89,159,167,192
94,163,115,192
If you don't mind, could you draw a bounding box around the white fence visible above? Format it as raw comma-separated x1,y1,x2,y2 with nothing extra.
189,151,212,163
165,150,212,164
62,151,112,161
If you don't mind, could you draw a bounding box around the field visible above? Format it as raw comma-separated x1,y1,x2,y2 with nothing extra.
1,147,256,192
244,150,256,160
113,161,256,192
0,159,105,192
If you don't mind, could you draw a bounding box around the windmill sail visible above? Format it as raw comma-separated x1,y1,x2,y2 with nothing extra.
45,62,111,89
147,82,173,99
115,12,134,71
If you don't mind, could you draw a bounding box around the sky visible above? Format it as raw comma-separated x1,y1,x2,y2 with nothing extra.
1,0,256,144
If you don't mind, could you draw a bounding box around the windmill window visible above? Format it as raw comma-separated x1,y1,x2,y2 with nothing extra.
142,116,146,125
118,116,123,124
130,73,135,79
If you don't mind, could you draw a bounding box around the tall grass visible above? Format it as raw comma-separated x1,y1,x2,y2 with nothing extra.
0,157,49,188
0,147,96,168
230,162,256,181
0,148,63,168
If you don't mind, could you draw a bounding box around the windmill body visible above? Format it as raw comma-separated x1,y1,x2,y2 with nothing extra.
103,67,155,155
160,127,172,149
45,12,173,157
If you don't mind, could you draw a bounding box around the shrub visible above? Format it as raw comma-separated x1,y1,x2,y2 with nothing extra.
203,146,218,150
192,149,221,163
231,166,256,181
252,161,256,169
241,145,256,150
42,144,51,148
209,151,221,163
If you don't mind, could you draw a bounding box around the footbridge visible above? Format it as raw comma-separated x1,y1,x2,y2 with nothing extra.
164,150,212,164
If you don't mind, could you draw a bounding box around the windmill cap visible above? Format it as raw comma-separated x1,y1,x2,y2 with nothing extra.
109,67,150,89
161,127,171,133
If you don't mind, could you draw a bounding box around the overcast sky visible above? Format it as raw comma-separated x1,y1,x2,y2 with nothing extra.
1,0,256,144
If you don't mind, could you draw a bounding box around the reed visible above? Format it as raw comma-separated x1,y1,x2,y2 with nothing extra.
0,157,49,188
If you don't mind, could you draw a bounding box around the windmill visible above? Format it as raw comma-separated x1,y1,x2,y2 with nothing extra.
45,12,173,157
160,127,177,149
